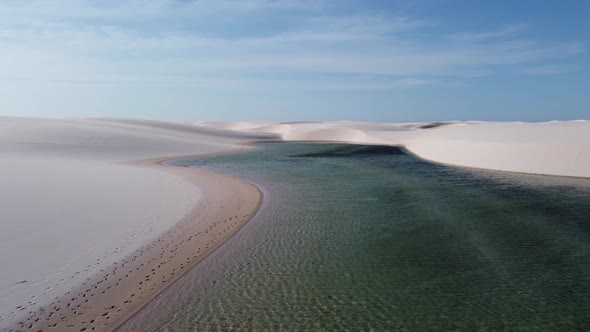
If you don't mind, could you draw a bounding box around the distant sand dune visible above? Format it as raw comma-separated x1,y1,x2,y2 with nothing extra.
194,120,590,178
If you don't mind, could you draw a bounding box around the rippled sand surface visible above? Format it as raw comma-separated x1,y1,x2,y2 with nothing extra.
119,143,590,331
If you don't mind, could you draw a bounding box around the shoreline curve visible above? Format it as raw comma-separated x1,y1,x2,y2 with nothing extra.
7,148,263,332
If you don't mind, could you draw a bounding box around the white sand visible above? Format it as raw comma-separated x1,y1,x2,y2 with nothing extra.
194,120,590,178
0,117,275,329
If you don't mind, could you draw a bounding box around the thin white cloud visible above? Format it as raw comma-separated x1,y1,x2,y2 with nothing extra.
448,24,528,42
526,64,582,75
304,15,430,35
0,1,584,90
0,0,326,23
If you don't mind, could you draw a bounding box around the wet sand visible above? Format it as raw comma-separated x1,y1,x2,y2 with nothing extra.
5,155,262,332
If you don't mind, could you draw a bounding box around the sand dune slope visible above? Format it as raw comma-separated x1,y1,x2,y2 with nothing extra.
194,120,590,178
0,117,275,330
403,121,590,178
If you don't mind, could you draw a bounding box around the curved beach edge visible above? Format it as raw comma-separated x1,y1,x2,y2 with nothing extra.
109,149,265,332
7,148,264,332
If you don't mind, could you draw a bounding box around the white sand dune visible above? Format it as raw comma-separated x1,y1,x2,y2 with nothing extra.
194,120,590,178
0,117,276,329
402,121,590,178
191,121,275,132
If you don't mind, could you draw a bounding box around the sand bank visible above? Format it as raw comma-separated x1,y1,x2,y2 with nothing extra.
195,120,590,178
0,117,275,331
6,155,261,332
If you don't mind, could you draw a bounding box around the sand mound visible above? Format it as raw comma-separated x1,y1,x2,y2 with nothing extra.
192,121,275,132
0,117,273,330
191,120,590,178
285,127,369,142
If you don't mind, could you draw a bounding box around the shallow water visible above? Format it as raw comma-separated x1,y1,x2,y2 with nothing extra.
119,143,590,331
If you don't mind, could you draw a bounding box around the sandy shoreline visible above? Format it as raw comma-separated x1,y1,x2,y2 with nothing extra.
6,153,263,332
196,120,590,178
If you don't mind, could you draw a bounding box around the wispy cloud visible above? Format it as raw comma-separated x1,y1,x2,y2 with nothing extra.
0,1,584,90
0,0,325,21
526,64,582,75
447,24,528,42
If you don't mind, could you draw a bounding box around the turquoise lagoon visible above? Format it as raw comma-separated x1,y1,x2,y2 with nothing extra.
119,143,590,331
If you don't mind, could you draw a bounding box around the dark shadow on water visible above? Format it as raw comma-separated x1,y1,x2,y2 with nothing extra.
289,144,406,158
418,121,457,129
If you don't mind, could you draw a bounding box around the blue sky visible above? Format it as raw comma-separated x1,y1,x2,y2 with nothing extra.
0,0,588,122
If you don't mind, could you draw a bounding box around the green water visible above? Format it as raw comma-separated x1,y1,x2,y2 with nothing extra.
119,143,590,331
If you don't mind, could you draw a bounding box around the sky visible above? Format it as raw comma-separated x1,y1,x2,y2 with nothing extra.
0,0,588,122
